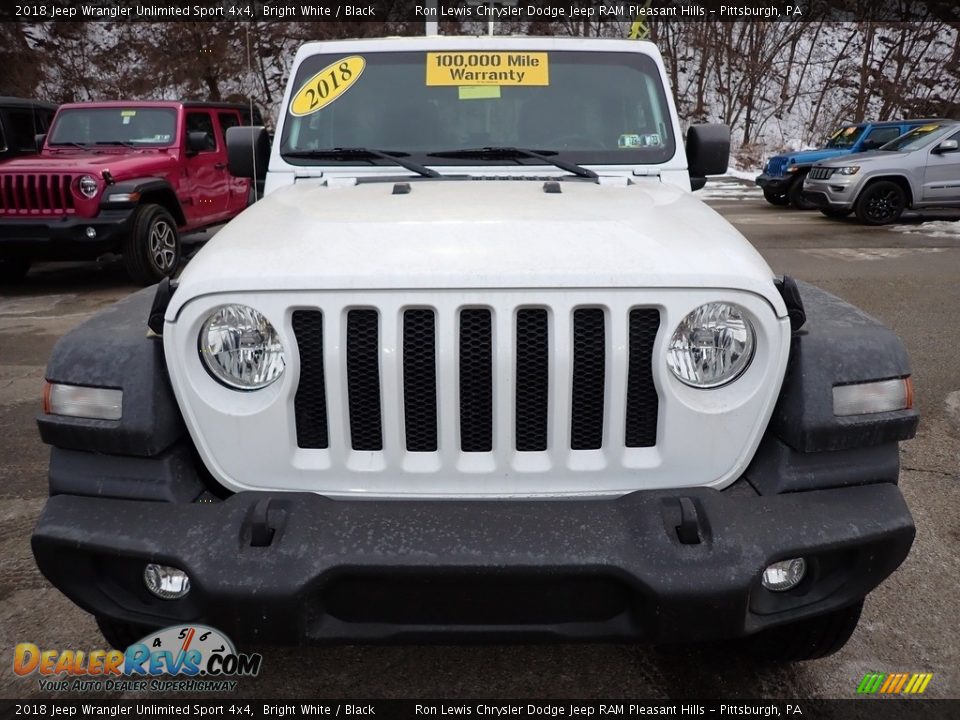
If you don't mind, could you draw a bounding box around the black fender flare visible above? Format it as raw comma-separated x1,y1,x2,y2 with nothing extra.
37,286,186,457
770,280,918,453
101,177,187,226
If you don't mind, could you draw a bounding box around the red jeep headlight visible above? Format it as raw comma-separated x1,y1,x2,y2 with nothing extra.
77,175,99,199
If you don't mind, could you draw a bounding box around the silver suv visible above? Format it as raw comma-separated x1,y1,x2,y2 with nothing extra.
803,120,960,224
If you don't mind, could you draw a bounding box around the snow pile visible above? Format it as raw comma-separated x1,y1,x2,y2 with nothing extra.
888,221,960,239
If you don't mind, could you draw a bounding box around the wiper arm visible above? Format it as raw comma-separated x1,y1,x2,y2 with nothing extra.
281,147,441,178
49,141,91,150
428,147,598,180
94,141,137,148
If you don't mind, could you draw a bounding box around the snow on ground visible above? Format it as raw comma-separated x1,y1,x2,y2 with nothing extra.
888,220,960,239
725,167,763,183
697,174,762,201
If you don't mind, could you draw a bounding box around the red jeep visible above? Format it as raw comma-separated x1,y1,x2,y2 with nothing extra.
0,101,258,285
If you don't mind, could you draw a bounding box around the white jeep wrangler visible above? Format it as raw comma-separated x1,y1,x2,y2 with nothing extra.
33,37,918,661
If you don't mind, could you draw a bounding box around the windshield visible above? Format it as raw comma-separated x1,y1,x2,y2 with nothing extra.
280,50,676,166
824,125,865,149
49,107,177,147
880,123,955,152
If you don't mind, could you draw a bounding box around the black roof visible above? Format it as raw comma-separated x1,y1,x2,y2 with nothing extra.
180,101,258,112
0,97,57,111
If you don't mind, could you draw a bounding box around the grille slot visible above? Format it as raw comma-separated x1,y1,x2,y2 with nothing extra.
625,309,660,447
515,308,549,451
808,166,834,180
403,309,438,452
292,311,329,449
346,309,383,451
570,308,606,450
459,309,493,452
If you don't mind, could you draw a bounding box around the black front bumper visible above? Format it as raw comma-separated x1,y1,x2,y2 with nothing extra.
0,209,134,260
32,483,915,645
755,173,790,193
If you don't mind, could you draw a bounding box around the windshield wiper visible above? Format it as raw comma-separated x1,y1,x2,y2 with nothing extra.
281,147,441,178
94,141,137,148
428,147,598,180
49,141,91,150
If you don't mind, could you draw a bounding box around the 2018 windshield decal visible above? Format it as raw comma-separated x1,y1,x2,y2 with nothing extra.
290,56,366,116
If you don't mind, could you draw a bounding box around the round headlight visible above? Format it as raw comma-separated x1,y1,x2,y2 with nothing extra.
78,175,98,199
667,302,755,388
199,304,285,390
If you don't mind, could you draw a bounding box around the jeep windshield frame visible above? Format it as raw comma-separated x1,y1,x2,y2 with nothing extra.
48,107,178,148
824,124,866,149
280,50,676,168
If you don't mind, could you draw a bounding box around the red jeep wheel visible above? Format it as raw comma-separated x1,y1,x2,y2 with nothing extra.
122,204,181,286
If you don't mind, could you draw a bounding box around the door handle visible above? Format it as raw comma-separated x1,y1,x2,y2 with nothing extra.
214,162,226,170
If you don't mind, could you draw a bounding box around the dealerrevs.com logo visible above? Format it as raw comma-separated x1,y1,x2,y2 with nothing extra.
14,624,262,693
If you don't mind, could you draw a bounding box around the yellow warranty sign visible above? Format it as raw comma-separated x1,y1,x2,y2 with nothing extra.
290,56,366,116
426,52,549,87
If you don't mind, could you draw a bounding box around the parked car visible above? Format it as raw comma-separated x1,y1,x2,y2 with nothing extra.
803,120,960,224
0,100,261,284
33,38,917,662
0,97,57,163
756,119,937,209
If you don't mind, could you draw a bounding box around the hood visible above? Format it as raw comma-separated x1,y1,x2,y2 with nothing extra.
0,150,178,176
815,149,909,167
774,148,850,166
170,179,785,317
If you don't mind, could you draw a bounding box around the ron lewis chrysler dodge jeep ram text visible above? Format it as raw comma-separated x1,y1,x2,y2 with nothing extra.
32,38,918,661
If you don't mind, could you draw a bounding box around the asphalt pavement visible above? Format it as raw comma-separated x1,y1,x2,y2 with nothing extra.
1,180,958,700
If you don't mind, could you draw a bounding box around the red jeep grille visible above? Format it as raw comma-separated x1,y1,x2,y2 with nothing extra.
0,174,76,215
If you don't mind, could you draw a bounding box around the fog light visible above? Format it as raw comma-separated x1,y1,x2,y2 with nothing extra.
761,558,807,592
143,563,191,600
85,226,97,239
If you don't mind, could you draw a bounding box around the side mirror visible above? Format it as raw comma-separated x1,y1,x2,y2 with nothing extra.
35,133,46,152
933,139,959,154
686,123,730,191
186,131,211,154
227,126,270,181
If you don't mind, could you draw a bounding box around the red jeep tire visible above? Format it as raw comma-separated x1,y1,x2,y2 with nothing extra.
122,204,181,286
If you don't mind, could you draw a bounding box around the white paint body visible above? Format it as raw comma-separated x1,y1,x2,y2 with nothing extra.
163,38,791,498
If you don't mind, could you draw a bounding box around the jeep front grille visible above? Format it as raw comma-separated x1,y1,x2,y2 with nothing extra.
766,157,788,177
291,305,660,454
808,167,834,180
0,173,76,215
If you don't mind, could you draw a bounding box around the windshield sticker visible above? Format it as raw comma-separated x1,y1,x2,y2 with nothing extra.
619,133,661,149
458,86,501,100
120,111,137,117
290,56,366,117
426,52,549,87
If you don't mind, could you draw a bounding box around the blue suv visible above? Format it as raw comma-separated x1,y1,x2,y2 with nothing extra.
756,120,936,209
